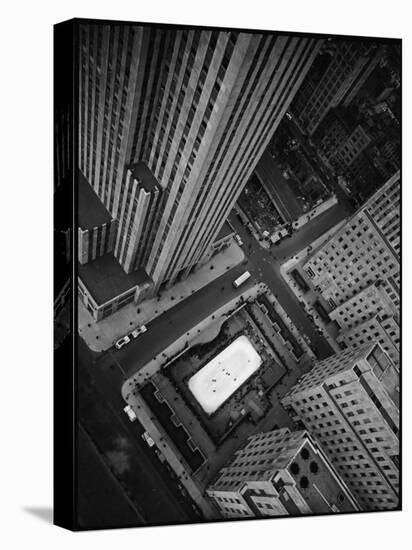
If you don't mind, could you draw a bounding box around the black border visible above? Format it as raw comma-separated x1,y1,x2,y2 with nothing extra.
53,18,78,530
61,16,401,42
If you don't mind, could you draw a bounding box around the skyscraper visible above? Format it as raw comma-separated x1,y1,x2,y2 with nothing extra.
207,427,359,518
281,344,400,511
79,24,322,289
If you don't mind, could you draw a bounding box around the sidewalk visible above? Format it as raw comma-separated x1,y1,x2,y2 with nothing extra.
262,285,316,363
79,241,245,352
279,220,347,353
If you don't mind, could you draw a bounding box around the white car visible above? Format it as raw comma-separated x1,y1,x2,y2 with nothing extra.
235,234,243,246
123,405,137,422
142,431,155,447
131,325,147,338
115,335,131,350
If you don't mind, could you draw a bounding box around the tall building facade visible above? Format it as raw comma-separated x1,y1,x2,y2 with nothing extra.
329,279,400,365
304,171,400,364
79,24,322,288
291,40,384,135
207,428,359,518
281,344,400,511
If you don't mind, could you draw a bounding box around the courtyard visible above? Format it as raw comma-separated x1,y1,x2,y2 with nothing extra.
143,303,287,450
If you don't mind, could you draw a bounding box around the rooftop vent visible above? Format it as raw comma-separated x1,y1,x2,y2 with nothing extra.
310,461,319,474
290,462,300,475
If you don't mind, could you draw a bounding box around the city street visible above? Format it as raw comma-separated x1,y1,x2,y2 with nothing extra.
228,205,346,359
98,264,255,377
93,199,349,382
78,337,203,526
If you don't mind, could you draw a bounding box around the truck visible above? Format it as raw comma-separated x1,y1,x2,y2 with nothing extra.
233,271,251,288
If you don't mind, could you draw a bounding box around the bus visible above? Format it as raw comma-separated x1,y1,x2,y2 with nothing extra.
233,271,251,288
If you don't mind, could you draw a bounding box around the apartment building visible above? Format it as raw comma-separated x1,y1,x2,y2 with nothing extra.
207,428,359,518
281,344,400,511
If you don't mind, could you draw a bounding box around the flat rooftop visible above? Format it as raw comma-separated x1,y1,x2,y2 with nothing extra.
285,439,358,513
78,253,151,305
255,150,302,221
188,335,262,415
127,162,161,193
78,171,112,230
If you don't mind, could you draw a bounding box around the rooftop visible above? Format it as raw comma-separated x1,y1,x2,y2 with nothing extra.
284,436,358,513
127,162,161,193
78,253,151,305
78,171,112,230
211,430,358,511
255,150,303,221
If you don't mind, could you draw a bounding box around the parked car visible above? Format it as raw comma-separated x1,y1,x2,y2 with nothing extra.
131,325,147,338
303,334,312,345
115,335,131,349
123,404,137,422
142,431,155,447
234,234,243,246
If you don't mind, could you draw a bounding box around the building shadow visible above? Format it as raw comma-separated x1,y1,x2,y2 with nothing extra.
23,506,53,524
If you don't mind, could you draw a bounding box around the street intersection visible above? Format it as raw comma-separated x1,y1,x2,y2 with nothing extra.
80,194,351,523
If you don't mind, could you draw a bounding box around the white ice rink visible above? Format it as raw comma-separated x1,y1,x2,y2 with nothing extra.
188,335,262,415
